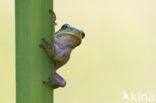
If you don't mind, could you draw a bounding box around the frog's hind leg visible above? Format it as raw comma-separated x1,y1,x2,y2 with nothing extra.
43,77,60,89
43,72,66,89
54,72,66,87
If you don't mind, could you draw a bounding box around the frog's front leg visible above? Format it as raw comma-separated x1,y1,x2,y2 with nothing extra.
40,38,55,59
49,9,56,23
43,72,66,89
49,9,57,32
40,38,65,63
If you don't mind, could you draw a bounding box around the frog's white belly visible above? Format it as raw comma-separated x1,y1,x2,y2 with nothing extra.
54,36,72,58
53,35,72,70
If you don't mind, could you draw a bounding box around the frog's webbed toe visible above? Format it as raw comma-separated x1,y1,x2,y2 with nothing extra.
40,38,54,58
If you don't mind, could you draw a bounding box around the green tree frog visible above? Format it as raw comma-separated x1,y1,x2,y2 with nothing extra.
40,10,85,89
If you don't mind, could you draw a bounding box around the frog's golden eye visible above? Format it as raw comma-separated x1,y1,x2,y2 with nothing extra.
61,24,68,30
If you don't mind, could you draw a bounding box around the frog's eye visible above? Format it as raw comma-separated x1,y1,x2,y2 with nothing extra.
61,24,69,30
81,32,85,38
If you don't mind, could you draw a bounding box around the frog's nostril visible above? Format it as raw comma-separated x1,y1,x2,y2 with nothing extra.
81,32,85,38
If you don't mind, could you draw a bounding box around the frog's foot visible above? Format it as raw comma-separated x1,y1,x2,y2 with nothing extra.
42,72,66,89
49,9,57,26
49,9,56,21
41,38,49,46
43,80,60,89
40,38,54,59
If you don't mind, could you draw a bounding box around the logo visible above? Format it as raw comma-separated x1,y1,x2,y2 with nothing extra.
122,90,155,102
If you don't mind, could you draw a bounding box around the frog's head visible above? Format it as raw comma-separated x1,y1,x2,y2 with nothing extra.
56,24,85,47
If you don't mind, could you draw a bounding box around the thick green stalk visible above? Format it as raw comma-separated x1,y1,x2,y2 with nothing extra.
16,0,54,103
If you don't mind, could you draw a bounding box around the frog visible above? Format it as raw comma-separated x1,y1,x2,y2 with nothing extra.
40,10,85,89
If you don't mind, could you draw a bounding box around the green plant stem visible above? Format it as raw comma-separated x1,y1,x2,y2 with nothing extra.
16,0,54,103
